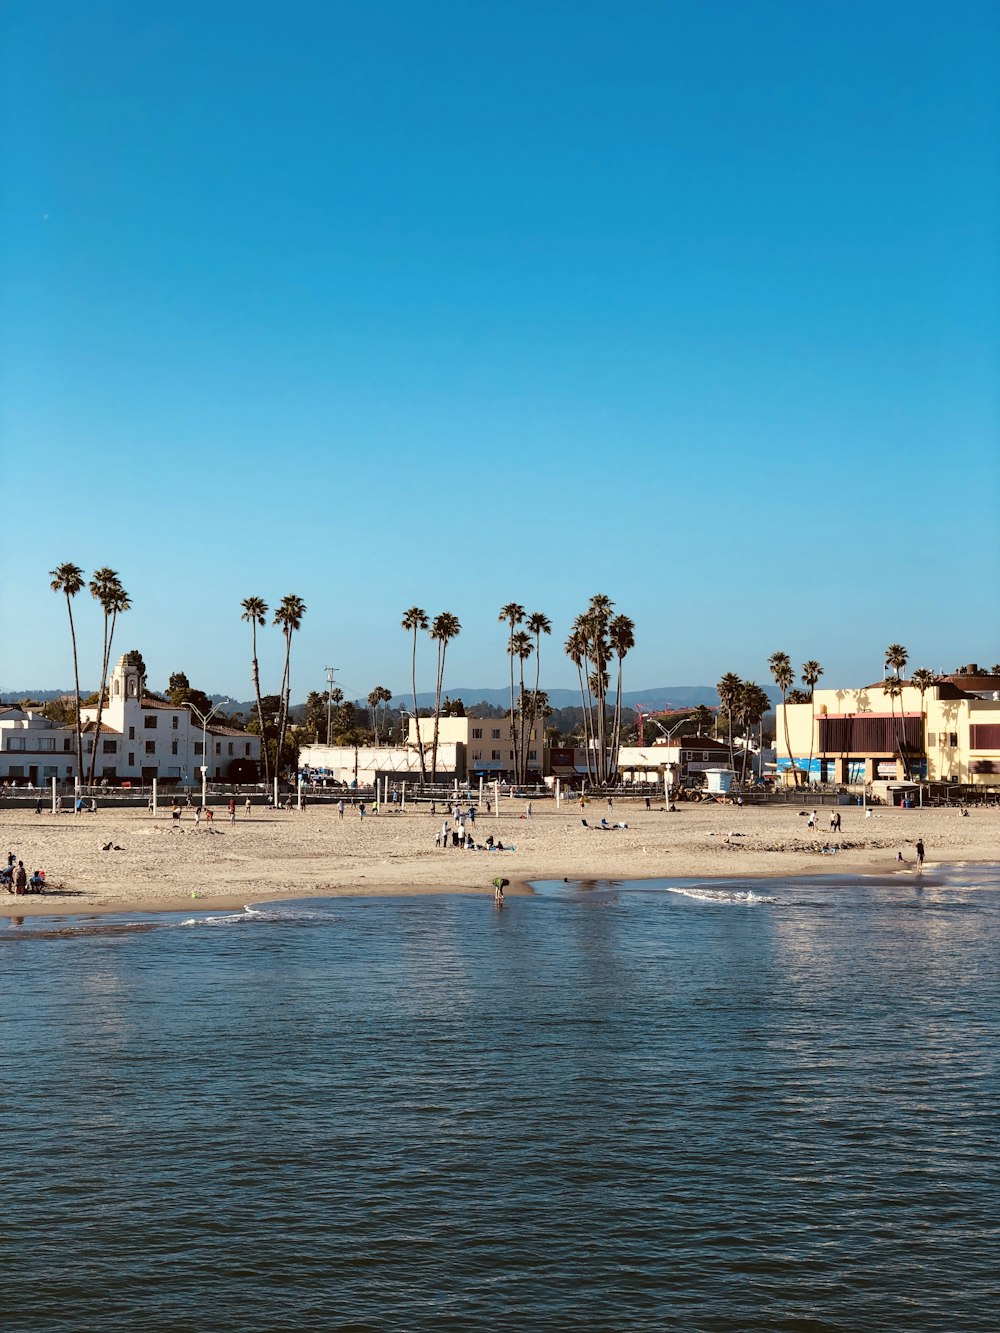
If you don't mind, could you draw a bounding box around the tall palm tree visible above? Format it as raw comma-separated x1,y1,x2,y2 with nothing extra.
565,622,595,785
736,680,771,785
801,659,824,785
509,629,533,783
768,652,797,786
368,685,393,745
525,611,551,783
608,613,635,774
402,607,429,781
241,596,270,785
499,604,525,782
883,643,910,779
716,673,743,775
273,595,306,779
586,595,614,784
429,613,461,782
87,569,130,787
692,704,715,737
49,563,86,784
911,667,935,778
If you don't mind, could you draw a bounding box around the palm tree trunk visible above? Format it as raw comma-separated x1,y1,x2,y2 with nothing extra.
508,633,519,785
251,624,269,786
411,629,427,783
86,610,112,788
276,636,292,779
781,691,795,787
65,593,84,784
431,640,443,784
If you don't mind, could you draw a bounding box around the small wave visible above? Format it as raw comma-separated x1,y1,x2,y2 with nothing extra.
665,886,777,906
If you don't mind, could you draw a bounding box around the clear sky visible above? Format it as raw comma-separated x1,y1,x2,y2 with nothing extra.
3,1,998,701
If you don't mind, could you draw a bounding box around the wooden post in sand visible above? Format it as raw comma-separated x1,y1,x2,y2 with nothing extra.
555,778,561,808
401,781,406,812
495,779,500,818
152,777,158,816
273,775,279,809
478,775,483,810
297,778,303,811
51,775,57,814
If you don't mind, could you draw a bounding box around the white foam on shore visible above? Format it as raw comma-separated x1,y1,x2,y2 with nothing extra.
664,886,777,906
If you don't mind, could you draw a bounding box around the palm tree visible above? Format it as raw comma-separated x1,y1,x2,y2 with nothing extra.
241,596,270,786
429,613,461,782
49,563,86,785
565,622,595,785
801,659,824,784
510,629,533,784
716,673,742,775
736,680,771,785
586,595,614,784
525,611,551,783
499,604,525,782
86,569,130,787
273,595,306,779
883,644,910,779
402,607,429,781
911,667,935,777
368,686,393,745
692,704,715,737
608,613,635,774
768,651,797,786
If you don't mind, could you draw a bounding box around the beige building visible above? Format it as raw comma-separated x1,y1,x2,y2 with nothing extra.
407,715,546,780
775,676,1000,786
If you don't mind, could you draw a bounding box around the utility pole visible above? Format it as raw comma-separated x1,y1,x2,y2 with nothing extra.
325,666,338,745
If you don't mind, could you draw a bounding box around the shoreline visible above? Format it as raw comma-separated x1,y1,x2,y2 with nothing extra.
2,803,996,918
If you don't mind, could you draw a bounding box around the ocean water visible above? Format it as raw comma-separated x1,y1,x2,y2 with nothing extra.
3,868,999,1332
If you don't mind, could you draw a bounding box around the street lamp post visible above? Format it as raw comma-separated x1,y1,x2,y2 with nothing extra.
187,699,232,811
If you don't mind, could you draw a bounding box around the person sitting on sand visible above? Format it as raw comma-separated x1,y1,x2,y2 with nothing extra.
29,870,45,892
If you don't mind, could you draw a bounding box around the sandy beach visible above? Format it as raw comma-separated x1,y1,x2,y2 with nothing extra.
2,797,996,917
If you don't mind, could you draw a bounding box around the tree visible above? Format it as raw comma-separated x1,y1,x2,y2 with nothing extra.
510,629,533,784
368,686,393,744
241,596,270,786
525,611,551,782
401,607,430,781
801,659,824,785
883,644,910,779
499,604,525,781
86,569,130,787
911,667,935,774
716,673,742,775
166,671,213,719
49,563,86,784
429,613,461,782
692,704,715,736
273,595,306,777
768,651,797,786
736,680,771,785
565,622,595,783
608,613,635,775
562,595,622,786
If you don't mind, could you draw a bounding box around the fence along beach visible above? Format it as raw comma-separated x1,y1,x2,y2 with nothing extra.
2,798,997,916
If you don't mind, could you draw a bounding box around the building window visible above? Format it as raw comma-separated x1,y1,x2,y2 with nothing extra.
927,733,936,746
144,715,157,729
492,729,501,740
529,750,537,760
102,740,117,754
172,716,179,730
145,741,155,755
194,742,204,756
39,737,56,752
85,740,93,754
215,742,221,755
7,765,24,778
63,738,71,751
171,741,178,755
472,728,483,739
245,743,251,756
103,766,116,778
128,752,135,766
129,726,135,740
228,743,233,756
491,750,502,761
7,738,25,751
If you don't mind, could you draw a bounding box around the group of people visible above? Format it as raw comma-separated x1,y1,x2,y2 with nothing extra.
435,820,508,852
2,852,45,895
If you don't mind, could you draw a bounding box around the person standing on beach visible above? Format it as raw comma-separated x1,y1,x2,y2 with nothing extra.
245,796,252,818
13,861,27,895
526,801,532,819
338,799,345,820
916,839,925,867
228,797,236,821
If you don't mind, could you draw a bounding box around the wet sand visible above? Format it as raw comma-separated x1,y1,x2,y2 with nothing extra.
1,799,996,916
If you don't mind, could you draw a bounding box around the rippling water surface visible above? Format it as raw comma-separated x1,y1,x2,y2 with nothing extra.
4,867,999,1331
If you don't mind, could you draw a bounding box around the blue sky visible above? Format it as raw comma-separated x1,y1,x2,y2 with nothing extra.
3,1,998,701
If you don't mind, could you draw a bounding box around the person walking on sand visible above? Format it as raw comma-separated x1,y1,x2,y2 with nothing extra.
831,811,841,834
916,838,925,867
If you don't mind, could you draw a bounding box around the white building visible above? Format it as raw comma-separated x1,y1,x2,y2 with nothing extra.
76,654,260,786
0,705,76,787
